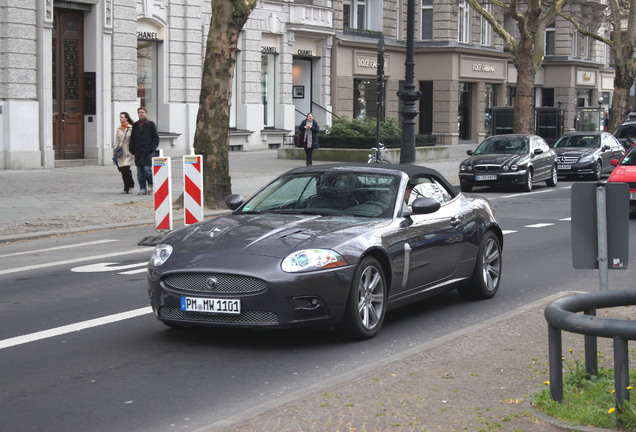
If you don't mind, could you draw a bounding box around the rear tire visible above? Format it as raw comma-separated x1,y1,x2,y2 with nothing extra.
458,231,502,300
336,257,387,340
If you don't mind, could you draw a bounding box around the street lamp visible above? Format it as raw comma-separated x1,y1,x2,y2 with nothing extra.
398,0,421,164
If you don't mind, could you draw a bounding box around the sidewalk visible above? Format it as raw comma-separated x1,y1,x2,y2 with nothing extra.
0,147,620,432
0,146,468,242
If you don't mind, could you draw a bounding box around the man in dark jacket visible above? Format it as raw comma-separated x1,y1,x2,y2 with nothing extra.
129,107,160,195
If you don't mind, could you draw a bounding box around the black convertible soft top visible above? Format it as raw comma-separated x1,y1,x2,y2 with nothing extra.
286,162,458,195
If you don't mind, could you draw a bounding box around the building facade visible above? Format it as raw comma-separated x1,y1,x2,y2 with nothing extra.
0,0,614,170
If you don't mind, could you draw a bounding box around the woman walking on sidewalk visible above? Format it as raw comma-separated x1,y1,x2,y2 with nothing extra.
298,113,319,166
113,112,135,194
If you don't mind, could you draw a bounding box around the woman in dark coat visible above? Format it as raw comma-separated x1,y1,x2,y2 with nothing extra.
298,113,319,166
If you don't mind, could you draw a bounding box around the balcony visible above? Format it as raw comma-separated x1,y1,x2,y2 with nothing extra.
288,2,333,30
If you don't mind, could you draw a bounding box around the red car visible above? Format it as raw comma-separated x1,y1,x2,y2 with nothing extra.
607,144,636,211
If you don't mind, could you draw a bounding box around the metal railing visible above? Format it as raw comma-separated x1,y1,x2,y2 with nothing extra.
544,290,636,413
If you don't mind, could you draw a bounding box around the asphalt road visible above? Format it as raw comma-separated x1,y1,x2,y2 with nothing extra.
1,180,635,432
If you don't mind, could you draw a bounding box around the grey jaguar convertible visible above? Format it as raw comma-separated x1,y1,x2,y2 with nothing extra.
147,163,503,339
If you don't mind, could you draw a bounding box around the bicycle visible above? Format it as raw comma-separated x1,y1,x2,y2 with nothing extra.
367,142,391,163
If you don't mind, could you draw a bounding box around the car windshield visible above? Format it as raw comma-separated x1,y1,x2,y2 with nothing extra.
238,171,401,218
474,137,528,155
619,146,636,166
613,125,636,139
553,135,599,149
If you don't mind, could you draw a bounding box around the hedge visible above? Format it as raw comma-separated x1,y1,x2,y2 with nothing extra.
316,134,438,149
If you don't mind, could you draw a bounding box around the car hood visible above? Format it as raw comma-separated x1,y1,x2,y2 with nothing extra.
462,153,527,166
554,147,597,158
162,213,389,259
608,165,636,184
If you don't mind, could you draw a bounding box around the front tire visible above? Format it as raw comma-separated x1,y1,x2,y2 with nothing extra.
337,257,387,340
458,231,502,300
591,161,602,181
546,164,558,187
522,169,533,192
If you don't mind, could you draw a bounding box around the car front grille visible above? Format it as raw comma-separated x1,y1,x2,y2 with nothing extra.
474,164,501,172
159,306,279,325
557,156,578,164
164,273,267,294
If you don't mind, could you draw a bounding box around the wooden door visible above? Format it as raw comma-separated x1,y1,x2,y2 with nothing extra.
52,9,84,159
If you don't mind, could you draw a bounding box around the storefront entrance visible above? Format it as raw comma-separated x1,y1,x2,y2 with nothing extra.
52,9,85,160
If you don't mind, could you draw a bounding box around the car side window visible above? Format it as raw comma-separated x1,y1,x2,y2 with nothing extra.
408,176,453,205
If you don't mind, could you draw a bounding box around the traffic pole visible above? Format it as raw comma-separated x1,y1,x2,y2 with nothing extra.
183,153,203,225
152,150,173,231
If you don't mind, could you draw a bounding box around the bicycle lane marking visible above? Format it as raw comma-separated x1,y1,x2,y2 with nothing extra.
0,247,154,276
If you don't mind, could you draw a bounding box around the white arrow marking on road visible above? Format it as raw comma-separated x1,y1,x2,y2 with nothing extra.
0,307,152,350
501,230,517,235
71,262,147,273
0,239,119,259
0,248,154,276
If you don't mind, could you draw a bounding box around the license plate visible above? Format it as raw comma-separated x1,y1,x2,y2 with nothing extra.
180,296,241,314
475,175,497,181
558,164,571,170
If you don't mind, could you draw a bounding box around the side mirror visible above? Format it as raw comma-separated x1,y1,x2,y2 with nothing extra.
411,197,441,215
533,148,544,155
466,150,474,156
611,159,619,167
225,194,244,211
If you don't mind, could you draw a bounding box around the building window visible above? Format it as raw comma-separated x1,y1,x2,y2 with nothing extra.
584,29,591,59
421,0,433,40
354,78,382,119
577,89,591,107
343,0,365,29
542,88,554,107
458,1,470,43
137,40,159,117
572,28,578,57
545,22,555,55
261,53,276,127
230,59,238,129
480,4,492,46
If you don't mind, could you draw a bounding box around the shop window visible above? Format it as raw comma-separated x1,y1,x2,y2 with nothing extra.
507,86,516,106
420,0,433,40
545,22,555,55
137,40,159,117
458,1,470,44
577,89,591,107
542,88,554,107
480,4,492,46
354,78,383,119
261,53,276,127
484,84,496,134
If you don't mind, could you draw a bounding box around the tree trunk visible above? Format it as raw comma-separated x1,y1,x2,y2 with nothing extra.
194,0,257,209
513,35,537,135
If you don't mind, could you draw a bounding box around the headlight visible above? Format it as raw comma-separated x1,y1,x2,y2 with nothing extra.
150,244,173,267
460,165,466,171
511,164,519,171
281,249,347,273
579,155,594,163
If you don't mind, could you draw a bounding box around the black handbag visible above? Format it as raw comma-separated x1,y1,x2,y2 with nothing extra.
295,132,304,148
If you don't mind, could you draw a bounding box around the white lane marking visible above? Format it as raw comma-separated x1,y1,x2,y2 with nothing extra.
0,248,154,276
71,262,147,273
525,223,555,228
0,307,152,350
493,188,556,199
560,217,571,221
501,230,517,235
0,239,118,259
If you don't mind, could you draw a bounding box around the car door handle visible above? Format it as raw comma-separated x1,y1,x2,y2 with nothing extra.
450,217,462,227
